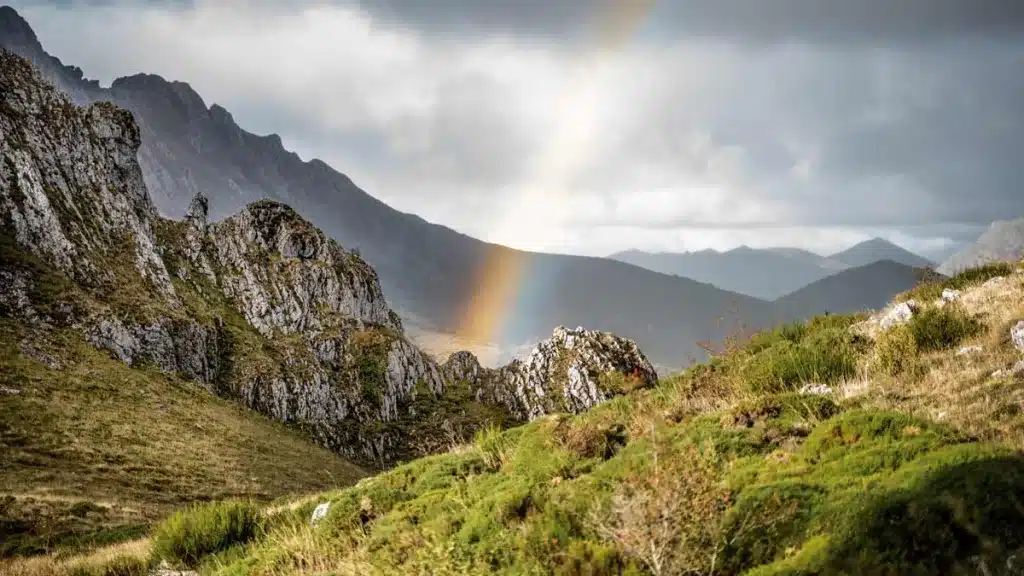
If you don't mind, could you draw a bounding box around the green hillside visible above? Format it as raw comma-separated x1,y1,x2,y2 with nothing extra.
46,260,1022,576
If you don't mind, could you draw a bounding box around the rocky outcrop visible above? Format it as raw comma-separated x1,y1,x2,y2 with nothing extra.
1013,321,1024,353
448,326,659,421
0,48,659,467
0,51,174,300
203,199,401,336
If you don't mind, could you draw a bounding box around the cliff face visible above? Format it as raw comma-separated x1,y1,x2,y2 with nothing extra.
0,48,658,467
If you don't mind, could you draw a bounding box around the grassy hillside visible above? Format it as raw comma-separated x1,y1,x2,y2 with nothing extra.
0,319,367,562
42,260,1021,576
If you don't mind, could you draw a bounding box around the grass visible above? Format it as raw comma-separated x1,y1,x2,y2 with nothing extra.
0,539,152,576
126,263,1024,575
898,262,1016,304
150,501,262,568
0,319,366,560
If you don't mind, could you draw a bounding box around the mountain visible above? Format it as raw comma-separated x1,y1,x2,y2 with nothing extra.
827,237,933,269
0,5,792,368
774,260,929,317
609,246,849,300
937,218,1024,276
0,47,658,554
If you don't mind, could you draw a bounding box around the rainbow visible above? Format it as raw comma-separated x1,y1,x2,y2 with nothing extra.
456,0,657,346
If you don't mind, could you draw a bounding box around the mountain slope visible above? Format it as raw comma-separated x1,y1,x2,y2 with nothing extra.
610,246,847,300
828,237,933,269
132,257,1024,576
0,6,789,368
938,218,1024,276
774,260,928,317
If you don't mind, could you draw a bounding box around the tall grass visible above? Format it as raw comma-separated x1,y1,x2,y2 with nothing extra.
150,501,262,568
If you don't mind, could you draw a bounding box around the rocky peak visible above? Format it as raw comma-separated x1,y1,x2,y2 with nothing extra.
0,48,173,298
185,191,209,231
0,5,40,53
451,326,659,421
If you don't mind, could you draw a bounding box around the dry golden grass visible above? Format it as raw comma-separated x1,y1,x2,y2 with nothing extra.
1,321,367,558
856,269,1024,447
0,539,150,576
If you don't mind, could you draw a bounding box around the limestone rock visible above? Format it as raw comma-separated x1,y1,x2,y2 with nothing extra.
956,345,983,357
86,318,220,383
310,502,330,526
1013,321,1024,352
0,49,175,301
203,200,400,336
799,383,832,396
461,326,659,421
880,300,918,330
941,289,960,302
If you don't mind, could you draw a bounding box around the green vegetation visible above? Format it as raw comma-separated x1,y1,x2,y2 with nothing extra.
734,315,869,394
124,274,1024,575
151,501,262,568
899,261,1015,303
906,304,985,352
0,320,365,559
874,324,919,376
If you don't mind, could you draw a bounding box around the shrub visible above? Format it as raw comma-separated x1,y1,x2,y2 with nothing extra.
590,440,728,575
875,324,918,376
473,424,518,472
906,306,985,352
150,500,262,568
739,328,863,394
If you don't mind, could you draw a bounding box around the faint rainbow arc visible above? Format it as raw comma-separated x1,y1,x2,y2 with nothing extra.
456,0,657,345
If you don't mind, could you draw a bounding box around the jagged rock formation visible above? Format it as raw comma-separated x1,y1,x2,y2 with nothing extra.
0,48,656,466
445,326,658,421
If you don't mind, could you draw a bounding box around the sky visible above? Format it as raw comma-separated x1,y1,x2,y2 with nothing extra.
10,0,1024,259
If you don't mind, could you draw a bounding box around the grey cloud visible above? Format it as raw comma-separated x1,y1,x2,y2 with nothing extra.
349,0,1024,44
11,0,1024,255
26,0,1024,43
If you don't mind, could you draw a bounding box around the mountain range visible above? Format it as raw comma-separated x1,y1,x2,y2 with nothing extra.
610,238,934,301
0,6,940,369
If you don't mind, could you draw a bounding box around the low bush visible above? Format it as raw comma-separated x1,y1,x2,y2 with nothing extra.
906,305,985,352
739,327,864,394
875,324,918,376
150,501,262,568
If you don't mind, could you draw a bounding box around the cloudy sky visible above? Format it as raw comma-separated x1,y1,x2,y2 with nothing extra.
11,0,1024,258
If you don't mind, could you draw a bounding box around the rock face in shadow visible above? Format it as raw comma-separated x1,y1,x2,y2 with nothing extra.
0,48,657,466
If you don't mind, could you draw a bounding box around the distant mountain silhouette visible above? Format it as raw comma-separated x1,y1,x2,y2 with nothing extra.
827,238,933,269
609,246,846,300
938,218,1024,276
775,260,927,318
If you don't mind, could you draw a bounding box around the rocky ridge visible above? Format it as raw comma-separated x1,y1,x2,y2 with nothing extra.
0,48,655,466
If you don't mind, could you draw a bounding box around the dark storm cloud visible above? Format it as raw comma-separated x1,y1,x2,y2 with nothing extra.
30,0,1024,43
351,0,1024,43
11,0,1024,254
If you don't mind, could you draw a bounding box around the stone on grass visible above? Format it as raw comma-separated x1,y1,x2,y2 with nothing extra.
311,502,331,526
881,301,918,330
798,383,832,396
1012,321,1024,352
